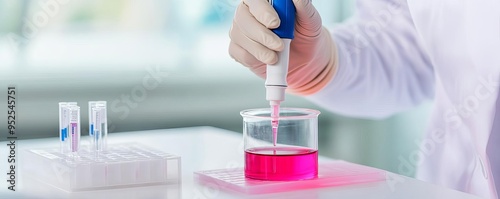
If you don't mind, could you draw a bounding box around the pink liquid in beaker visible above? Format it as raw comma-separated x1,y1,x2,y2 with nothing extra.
245,146,318,181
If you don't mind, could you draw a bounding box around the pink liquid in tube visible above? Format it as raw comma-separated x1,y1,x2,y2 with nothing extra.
245,146,318,181
71,123,78,152
271,104,280,146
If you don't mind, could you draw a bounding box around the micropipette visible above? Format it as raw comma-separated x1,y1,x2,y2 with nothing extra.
266,0,296,146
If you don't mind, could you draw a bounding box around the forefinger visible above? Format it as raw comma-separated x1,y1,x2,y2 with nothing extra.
243,0,280,29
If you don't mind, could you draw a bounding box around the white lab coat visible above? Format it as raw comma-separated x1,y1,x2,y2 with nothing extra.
307,0,500,198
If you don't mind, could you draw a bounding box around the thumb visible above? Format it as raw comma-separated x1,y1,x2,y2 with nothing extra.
292,0,322,37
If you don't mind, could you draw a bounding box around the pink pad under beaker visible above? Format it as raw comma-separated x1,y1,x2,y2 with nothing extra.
194,160,387,194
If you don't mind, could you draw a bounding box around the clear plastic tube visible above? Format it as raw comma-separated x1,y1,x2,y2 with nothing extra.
90,101,107,152
59,102,77,153
88,102,96,138
68,105,80,154
89,101,106,149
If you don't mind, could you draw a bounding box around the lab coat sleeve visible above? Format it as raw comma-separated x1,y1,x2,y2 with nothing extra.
306,0,434,119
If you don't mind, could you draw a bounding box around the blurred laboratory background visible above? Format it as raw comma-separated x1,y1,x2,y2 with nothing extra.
0,0,432,177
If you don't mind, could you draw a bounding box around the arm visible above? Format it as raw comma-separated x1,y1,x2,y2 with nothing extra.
306,0,434,118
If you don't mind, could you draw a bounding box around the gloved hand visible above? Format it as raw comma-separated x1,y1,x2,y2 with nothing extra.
229,0,337,95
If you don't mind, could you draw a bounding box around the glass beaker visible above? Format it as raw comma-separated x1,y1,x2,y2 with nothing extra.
241,108,320,181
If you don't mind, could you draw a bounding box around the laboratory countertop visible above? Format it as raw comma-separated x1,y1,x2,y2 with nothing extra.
0,126,481,199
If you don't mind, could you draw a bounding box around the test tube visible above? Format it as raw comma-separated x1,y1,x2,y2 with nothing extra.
89,102,96,138
59,102,77,153
90,101,107,152
68,105,80,154
89,101,106,146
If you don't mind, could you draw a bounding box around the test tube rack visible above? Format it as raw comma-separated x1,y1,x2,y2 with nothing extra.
22,143,181,192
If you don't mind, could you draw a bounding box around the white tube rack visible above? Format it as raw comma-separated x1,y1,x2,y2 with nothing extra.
22,143,181,192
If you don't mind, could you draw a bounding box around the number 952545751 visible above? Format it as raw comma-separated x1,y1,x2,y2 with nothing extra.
7,87,16,135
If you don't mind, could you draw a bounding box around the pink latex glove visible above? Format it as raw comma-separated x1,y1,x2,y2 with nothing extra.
229,0,337,95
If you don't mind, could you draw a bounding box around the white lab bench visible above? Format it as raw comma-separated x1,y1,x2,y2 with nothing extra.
0,126,481,199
